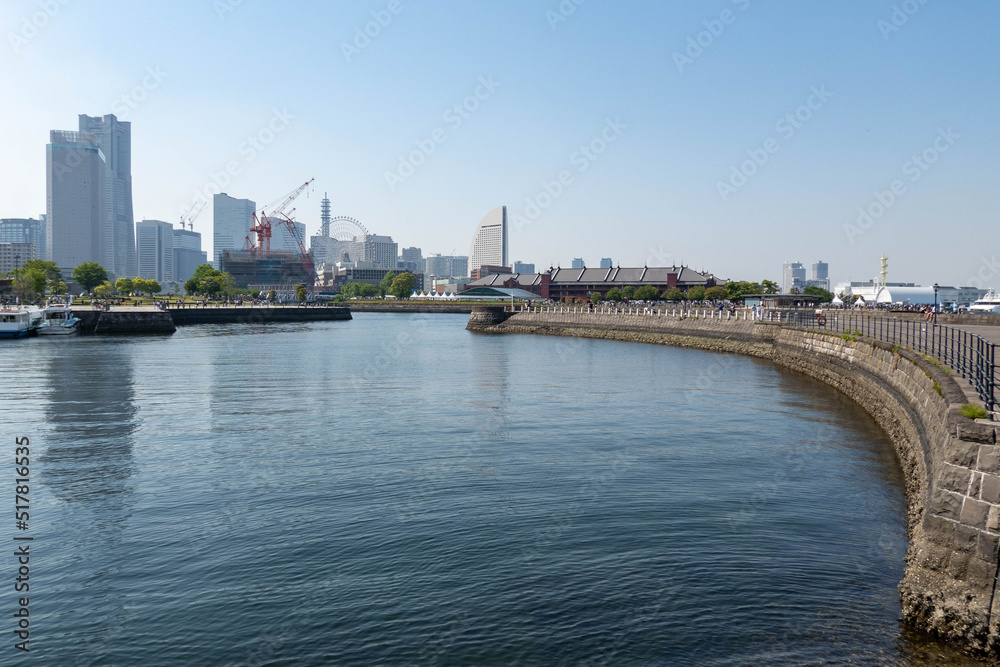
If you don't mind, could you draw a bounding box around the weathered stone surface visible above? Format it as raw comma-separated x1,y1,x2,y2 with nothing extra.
930,489,964,520
970,473,983,499
982,475,1000,505
977,532,1000,563
950,442,980,468
979,446,1000,475
940,465,972,494
961,499,991,530
959,421,997,445
988,506,1000,533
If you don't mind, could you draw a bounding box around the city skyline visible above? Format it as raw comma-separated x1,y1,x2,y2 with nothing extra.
3,1,998,288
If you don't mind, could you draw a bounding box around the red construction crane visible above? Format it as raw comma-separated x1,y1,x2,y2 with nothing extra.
274,212,316,285
262,178,314,221
244,178,315,256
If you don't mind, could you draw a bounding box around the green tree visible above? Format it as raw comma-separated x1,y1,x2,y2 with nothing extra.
18,259,62,284
687,286,707,301
72,262,108,293
220,273,236,296
760,279,780,295
605,287,623,301
379,271,397,298
341,282,358,298
388,272,416,299
634,285,660,301
725,281,761,299
662,288,684,301
50,280,68,295
589,292,602,304
295,284,308,302
192,264,217,282
621,285,636,301
789,287,802,295
268,290,277,302
115,277,134,294
199,275,223,295
12,269,46,298
358,283,380,298
705,286,729,300
94,281,115,298
803,285,834,303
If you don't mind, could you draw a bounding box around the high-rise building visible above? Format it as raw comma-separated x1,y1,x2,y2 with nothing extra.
600,257,613,269
782,261,806,293
272,220,307,256
810,260,830,291
468,206,507,277
0,218,46,261
173,228,207,285
136,220,173,285
213,193,255,264
424,254,468,279
79,114,136,278
572,258,585,269
0,243,36,274
46,130,105,271
365,235,398,269
513,261,535,274
398,247,423,272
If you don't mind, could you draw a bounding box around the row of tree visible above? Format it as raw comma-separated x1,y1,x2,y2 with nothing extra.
6,260,110,298
341,271,417,299
590,279,781,304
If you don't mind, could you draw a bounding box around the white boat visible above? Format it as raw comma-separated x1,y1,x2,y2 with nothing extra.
37,300,79,336
0,307,36,338
969,289,1000,315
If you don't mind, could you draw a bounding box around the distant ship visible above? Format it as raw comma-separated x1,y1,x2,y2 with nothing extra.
969,289,1000,315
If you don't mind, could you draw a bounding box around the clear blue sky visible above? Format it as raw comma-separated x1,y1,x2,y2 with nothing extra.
2,0,998,287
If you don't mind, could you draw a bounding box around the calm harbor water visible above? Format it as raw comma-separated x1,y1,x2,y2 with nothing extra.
0,312,991,665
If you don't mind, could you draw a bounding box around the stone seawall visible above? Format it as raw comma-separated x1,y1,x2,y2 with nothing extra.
74,306,352,334
469,309,1000,653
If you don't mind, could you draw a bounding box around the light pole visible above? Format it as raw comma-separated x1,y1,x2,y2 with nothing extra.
933,283,939,324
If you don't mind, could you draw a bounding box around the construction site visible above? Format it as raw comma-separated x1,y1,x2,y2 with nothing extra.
220,179,317,290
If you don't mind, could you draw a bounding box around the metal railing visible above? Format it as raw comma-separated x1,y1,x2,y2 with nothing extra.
772,310,997,414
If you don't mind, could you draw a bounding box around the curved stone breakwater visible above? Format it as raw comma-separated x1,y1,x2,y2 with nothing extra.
468,306,1000,654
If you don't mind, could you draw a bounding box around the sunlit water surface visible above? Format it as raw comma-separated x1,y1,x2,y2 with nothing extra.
1,313,991,665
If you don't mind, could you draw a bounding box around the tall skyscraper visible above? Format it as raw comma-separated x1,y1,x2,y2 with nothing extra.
0,243,36,274
468,206,507,277
0,218,46,261
572,258,585,269
600,257,613,269
173,227,207,284
513,261,535,274
136,219,174,285
46,130,105,270
271,220,307,256
782,261,806,293
213,193,256,264
365,235,398,269
79,114,136,278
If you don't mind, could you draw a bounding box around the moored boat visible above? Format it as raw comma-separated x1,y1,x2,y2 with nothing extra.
0,307,35,338
37,299,79,336
969,289,1000,315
